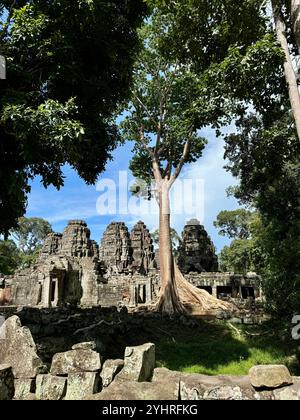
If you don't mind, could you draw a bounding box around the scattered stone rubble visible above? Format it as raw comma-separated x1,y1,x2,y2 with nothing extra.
0,315,45,379
0,315,299,400
249,365,293,389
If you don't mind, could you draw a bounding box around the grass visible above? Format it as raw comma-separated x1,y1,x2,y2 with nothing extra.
150,319,300,376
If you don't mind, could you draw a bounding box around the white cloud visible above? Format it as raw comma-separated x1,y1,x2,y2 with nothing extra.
26,127,239,251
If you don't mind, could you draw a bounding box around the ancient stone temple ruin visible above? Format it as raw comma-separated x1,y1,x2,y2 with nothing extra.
130,221,156,274
178,219,219,273
99,222,132,274
0,219,261,309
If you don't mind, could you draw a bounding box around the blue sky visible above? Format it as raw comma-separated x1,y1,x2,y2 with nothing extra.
26,126,240,253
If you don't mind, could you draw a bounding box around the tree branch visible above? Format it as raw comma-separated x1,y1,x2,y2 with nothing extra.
0,0,17,40
169,140,190,185
138,125,162,183
132,92,159,129
139,125,153,157
162,160,172,179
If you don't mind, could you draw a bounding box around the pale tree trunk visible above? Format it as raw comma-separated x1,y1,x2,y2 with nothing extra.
291,0,300,53
139,118,233,315
156,182,186,313
155,180,233,315
272,0,300,140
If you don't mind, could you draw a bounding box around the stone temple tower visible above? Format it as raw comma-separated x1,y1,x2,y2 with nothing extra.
99,222,132,274
130,221,155,274
177,219,219,273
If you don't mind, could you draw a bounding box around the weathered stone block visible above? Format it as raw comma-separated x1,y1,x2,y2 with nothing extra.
228,317,243,324
249,365,293,389
0,364,14,400
100,359,124,388
117,343,155,382
72,341,96,351
60,220,95,258
65,372,99,400
152,367,181,383
273,377,300,400
89,380,178,400
0,316,45,378
152,368,274,400
36,374,67,400
22,393,36,400
50,349,101,376
14,378,35,400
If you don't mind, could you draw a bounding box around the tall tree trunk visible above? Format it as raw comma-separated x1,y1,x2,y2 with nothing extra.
155,181,233,315
272,0,300,141
291,0,300,53
156,181,186,313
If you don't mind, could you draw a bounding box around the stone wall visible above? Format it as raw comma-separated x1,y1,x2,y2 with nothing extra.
186,272,261,300
0,314,299,400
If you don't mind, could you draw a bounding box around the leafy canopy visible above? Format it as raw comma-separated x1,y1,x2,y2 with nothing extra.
0,216,53,274
120,13,206,188
0,240,21,275
146,0,286,128
11,217,52,254
0,0,148,234
214,209,257,240
215,209,262,274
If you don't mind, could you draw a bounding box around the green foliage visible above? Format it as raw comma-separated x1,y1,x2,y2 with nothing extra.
0,216,52,274
219,239,257,274
224,113,300,205
255,214,300,317
0,0,148,234
215,209,263,274
11,217,52,254
224,112,300,317
154,0,299,318
214,209,255,240
17,247,41,269
146,1,286,128
120,12,206,187
0,240,21,275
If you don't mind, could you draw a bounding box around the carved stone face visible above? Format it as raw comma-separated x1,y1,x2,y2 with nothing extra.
178,221,219,274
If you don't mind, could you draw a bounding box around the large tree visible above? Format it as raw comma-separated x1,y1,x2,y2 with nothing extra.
151,227,181,260
0,0,147,236
215,209,261,274
148,0,300,317
121,15,231,314
271,0,300,140
214,209,255,240
224,114,300,316
11,217,52,254
150,0,300,141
